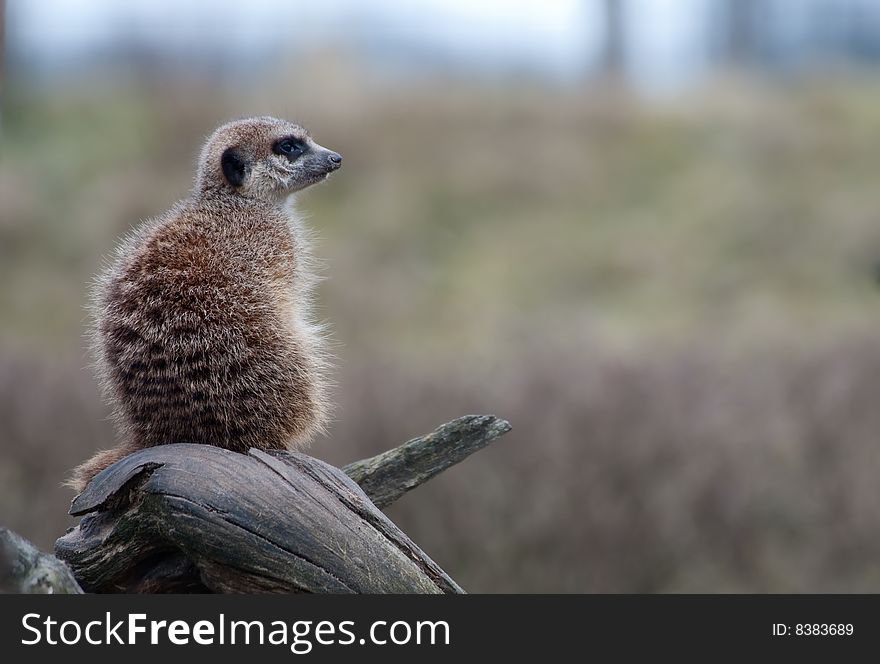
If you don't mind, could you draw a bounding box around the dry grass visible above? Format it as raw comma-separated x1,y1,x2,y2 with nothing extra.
5,335,880,592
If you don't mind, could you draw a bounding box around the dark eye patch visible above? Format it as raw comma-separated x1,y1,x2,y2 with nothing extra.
273,138,307,158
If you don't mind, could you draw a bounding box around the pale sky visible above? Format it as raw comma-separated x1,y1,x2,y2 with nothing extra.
8,0,865,88
7,0,711,84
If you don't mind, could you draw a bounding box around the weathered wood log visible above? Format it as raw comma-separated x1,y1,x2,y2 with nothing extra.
49,414,510,594
0,527,82,594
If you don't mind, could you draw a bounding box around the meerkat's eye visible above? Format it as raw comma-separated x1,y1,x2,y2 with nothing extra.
274,138,305,158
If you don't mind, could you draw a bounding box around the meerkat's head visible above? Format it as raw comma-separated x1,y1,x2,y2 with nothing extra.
195,116,342,201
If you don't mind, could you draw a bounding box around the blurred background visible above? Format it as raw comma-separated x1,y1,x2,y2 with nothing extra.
3,0,880,592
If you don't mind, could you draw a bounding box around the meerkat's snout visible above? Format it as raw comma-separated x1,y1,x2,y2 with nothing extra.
273,135,342,193
307,145,343,177
325,150,343,169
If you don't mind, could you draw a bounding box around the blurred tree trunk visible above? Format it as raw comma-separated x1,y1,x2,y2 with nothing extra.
600,0,627,79
0,0,5,128
724,0,760,65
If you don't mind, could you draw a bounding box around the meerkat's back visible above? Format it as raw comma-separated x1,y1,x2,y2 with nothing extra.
69,116,342,491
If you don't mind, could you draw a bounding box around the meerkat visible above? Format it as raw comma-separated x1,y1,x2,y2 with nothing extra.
68,116,342,492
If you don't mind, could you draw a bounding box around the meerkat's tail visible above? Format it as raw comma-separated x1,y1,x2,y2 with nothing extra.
65,444,138,493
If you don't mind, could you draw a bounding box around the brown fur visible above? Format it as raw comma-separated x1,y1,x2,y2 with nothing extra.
68,117,341,492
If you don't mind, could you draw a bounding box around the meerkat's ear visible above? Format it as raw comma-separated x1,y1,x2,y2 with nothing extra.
221,147,250,188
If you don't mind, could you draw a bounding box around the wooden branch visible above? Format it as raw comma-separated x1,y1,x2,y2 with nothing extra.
343,414,512,508
0,527,82,594
50,415,510,593
0,415,511,593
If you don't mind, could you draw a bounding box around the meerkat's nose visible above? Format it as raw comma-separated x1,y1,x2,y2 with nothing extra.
327,152,342,169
